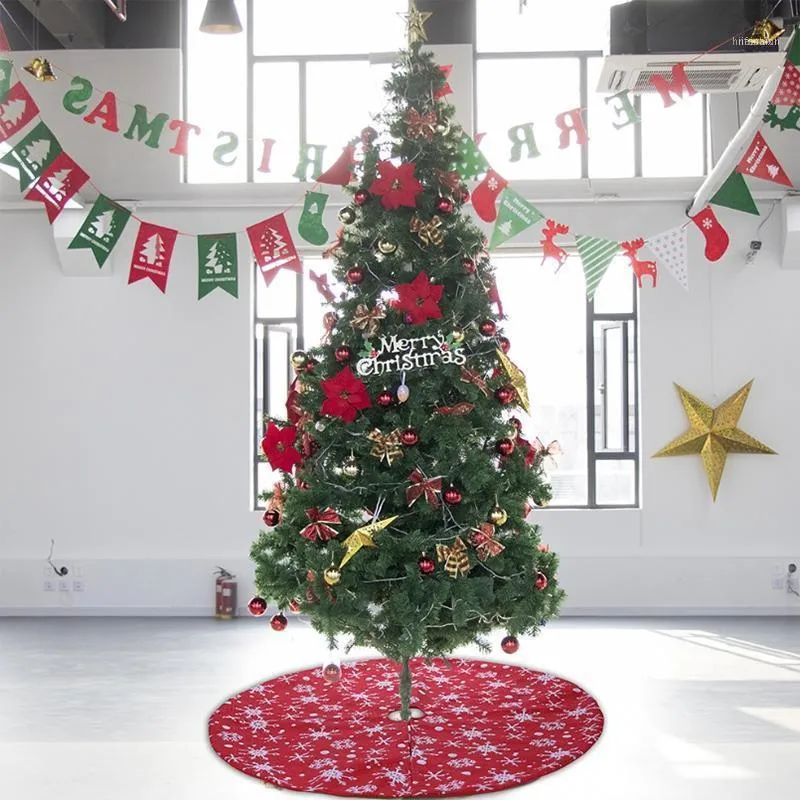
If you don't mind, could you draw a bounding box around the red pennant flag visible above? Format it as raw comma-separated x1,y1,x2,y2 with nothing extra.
0,20,10,51
128,222,178,293
247,213,302,287
24,152,89,223
771,63,800,107
736,132,792,186
435,65,453,99
0,82,39,142
317,144,354,186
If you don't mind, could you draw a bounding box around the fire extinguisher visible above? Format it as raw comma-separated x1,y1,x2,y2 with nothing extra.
214,566,237,619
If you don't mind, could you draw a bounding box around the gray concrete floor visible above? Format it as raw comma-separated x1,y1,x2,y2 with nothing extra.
1,617,799,799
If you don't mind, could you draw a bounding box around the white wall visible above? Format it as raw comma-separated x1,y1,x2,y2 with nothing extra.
0,48,798,616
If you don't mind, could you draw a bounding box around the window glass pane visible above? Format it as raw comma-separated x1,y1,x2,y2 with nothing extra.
267,328,292,419
185,0,248,183
257,463,281,506
253,63,301,183
596,459,636,505
595,322,625,451
302,257,340,347
255,323,265,439
641,92,705,177
628,322,637,452
253,0,406,56
477,0,622,52
256,266,298,318
593,257,633,314
476,59,581,180
495,254,588,506
587,57,635,179
306,61,389,151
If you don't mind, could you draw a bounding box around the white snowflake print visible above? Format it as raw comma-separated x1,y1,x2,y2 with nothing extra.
242,705,264,719
248,760,277,777
545,747,581,763
439,691,460,703
310,758,337,770
345,785,378,795
365,723,386,735
381,767,409,786
450,703,472,715
218,731,243,743
486,679,507,690
374,678,396,691
314,766,352,785
488,177,498,191
530,737,557,749
295,684,316,695
474,742,501,756
424,770,444,782
566,706,591,718
349,690,372,703
534,672,558,684
247,746,269,760
489,769,522,785
438,779,466,792
415,734,438,746
502,755,521,767
450,757,477,768
331,737,356,750
319,703,342,713
305,727,332,741
702,217,713,229
248,718,268,732
539,720,566,731
512,709,538,723
289,752,310,764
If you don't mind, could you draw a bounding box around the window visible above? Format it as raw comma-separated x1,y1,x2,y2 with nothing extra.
495,252,639,508
254,252,639,509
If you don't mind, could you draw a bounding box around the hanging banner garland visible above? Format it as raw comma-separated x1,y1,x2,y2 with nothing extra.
0,119,61,189
128,221,178,293
24,152,89,222
69,194,131,267
489,188,544,250
0,81,39,142
247,213,302,287
198,233,239,299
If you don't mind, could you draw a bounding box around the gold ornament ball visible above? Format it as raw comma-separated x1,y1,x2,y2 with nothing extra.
342,456,361,479
290,350,308,368
489,506,508,526
338,206,357,225
323,566,341,586
377,238,397,255
435,119,451,135
451,330,465,345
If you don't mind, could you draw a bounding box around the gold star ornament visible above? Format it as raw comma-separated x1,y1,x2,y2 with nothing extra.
400,0,432,43
339,515,399,568
653,381,775,501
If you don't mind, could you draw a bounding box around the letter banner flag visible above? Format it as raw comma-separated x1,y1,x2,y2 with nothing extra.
68,195,132,267
247,213,303,287
128,221,178,293
198,232,239,299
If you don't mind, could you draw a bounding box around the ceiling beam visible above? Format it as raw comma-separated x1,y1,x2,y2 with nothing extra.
16,0,107,48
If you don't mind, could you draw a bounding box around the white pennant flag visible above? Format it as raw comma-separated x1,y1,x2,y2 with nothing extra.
645,225,689,290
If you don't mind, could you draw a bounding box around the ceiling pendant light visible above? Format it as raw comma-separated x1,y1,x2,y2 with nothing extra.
199,0,243,34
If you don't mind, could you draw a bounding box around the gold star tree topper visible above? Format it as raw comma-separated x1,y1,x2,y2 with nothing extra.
400,0,432,43
653,381,775,501
339,515,399,568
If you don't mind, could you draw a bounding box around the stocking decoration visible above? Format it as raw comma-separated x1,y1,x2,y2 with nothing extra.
298,191,330,246
690,206,729,262
318,144,355,185
471,169,508,222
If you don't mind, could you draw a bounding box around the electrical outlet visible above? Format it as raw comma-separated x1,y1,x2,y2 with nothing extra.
58,580,70,592
43,580,55,592
72,580,84,592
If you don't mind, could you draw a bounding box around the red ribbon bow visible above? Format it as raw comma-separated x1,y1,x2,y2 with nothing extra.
532,438,563,467
406,469,443,508
309,270,336,303
298,507,342,542
460,367,489,397
470,523,505,561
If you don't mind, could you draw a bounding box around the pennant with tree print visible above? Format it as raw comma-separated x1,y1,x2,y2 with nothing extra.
575,234,619,300
0,58,12,101
644,225,688,290
247,213,302,287
736,132,792,186
128,221,178,293
0,82,39,142
68,195,131,267
24,152,89,223
198,233,238,299
0,20,10,52
489,187,544,249
0,120,62,190
771,63,800,107
710,171,759,215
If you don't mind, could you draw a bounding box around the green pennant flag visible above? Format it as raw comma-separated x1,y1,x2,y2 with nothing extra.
0,58,12,101
198,233,238,299
489,188,544,249
788,25,800,66
451,132,489,181
575,234,619,301
0,120,62,190
710,171,759,215
68,195,132,268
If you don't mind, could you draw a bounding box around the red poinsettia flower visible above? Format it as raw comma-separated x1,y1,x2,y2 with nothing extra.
261,421,302,472
395,271,445,325
320,366,372,423
369,160,423,210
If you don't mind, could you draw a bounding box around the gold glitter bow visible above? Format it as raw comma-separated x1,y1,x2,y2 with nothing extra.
405,108,437,140
339,515,399,568
410,215,444,247
469,523,505,561
436,536,470,578
350,304,386,337
367,428,404,466
497,349,531,413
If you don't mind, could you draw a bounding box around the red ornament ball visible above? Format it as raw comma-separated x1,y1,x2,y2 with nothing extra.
335,345,352,363
288,599,301,614
535,571,549,591
247,596,267,617
443,485,462,505
377,389,394,408
418,554,436,575
323,663,342,683
462,257,477,274
499,336,511,354
304,357,317,373
495,386,516,406
401,427,420,446
361,126,378,144
346,266,365,285
458,187,471,204
403,313,414,325
354,189,369,206
496,438,515,456
436,196,454,214
509,416,523,432
501,635,520,654
270,613,288,632
263,508,281,527
479,319,497,337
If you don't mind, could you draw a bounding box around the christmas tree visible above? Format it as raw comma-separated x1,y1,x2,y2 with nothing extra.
251,29,564,720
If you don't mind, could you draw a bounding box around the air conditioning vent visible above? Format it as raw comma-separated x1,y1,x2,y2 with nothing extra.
597,52,786,94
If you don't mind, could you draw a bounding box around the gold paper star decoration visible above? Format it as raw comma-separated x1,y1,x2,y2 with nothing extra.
497,349,531,414
653,381,776,501
339,515,399,568
400,0,432,43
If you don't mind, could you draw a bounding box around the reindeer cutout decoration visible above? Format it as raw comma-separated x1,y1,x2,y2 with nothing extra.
540,219,570,271
620,238,658,288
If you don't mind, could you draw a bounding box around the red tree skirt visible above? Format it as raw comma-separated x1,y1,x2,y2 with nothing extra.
208,657,603,797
